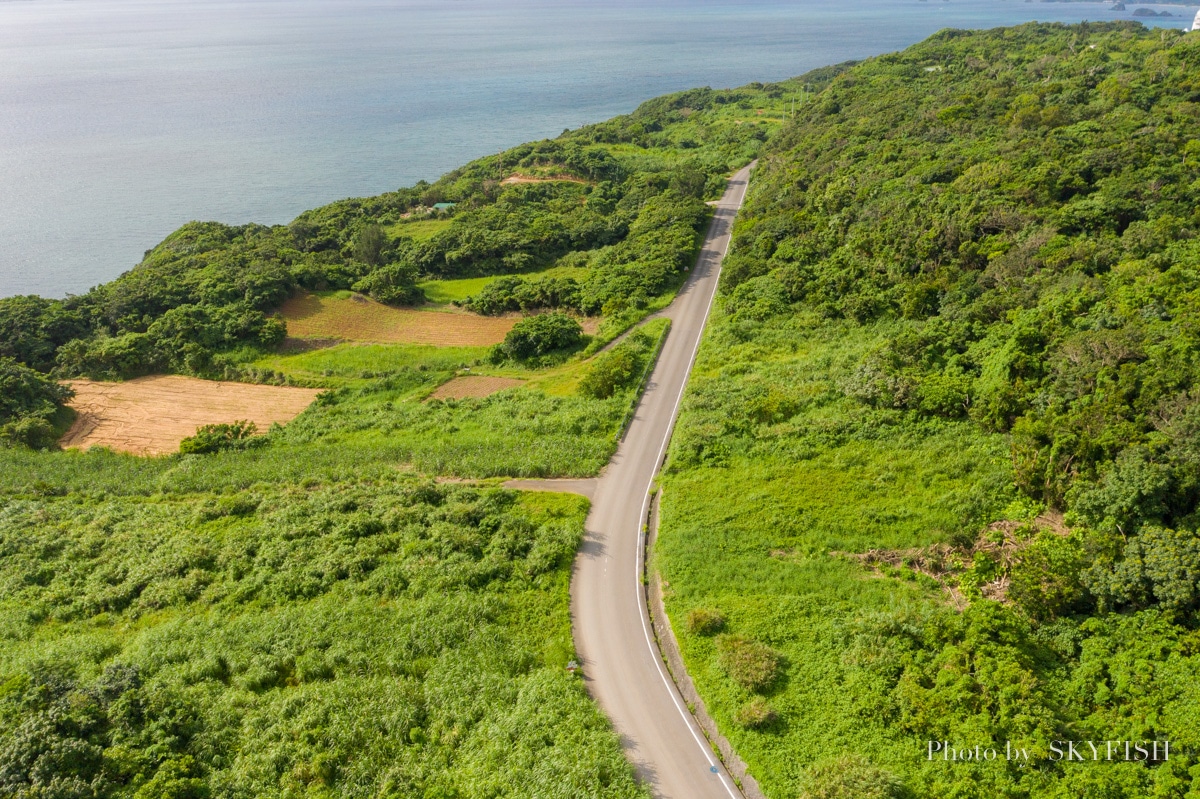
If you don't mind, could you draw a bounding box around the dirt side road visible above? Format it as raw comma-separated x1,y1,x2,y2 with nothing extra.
573,164,754,799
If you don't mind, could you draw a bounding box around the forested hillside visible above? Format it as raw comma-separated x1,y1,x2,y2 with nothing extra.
0,81,789,444
659,21,1200,799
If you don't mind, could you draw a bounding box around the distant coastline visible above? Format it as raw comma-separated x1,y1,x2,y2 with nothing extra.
2,0,1191,300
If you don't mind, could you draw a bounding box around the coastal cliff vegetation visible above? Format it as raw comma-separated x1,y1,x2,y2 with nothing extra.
0,82,794,797
0,82,784,394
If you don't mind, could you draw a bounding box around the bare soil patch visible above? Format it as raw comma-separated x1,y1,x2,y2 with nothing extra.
501,173,588,185
277,337,342,354
280,292,516,347
836,512,1069,610
60,375,322,456
427,375,525,400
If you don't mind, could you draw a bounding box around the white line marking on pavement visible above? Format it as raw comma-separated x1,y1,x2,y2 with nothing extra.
632,170,750,799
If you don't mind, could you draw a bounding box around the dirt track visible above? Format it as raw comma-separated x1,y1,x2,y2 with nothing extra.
61,376,322,456
501,174,588,185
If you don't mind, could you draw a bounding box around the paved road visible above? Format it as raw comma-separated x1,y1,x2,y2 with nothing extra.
573,163,754,799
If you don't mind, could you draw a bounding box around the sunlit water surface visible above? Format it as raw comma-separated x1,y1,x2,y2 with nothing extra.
1,0,1191,297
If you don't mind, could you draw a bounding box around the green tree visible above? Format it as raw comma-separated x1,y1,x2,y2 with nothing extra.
492,313,584,362
352,223,388,266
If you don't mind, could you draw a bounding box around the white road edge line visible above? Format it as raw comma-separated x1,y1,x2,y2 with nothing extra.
633,169,750,799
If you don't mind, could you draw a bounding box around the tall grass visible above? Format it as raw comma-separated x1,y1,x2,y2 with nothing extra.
656,306,1016,798
0,479,648,798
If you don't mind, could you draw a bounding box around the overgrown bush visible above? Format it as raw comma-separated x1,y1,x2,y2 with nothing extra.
179,420,260,455
0,356,72,424
0,356,73,449
579,349,637,399
685,607,726,635
461,274,582,315
580,328,661,399
0,482,644,797
733,697,776,729
351,261,424,305
0,416,60,450
715,634,782,693
800,755,904,799
491,313,584,363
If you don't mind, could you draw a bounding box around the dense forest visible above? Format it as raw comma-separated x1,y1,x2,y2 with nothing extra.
659,21,1200,799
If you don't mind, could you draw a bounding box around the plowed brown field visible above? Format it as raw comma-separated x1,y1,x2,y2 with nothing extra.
281,292,516,346
60,376,322,456
426,375,525,400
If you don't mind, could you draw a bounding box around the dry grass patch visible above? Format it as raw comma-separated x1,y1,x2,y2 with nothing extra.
839,512,1070,610
501,174,589,185
427,375,525,400
281,291,516,347
60,375,321,456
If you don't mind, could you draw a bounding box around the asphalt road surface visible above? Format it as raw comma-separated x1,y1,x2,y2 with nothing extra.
573,162,754,799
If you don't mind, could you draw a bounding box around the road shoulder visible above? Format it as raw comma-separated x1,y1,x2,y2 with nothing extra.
646,488,767,799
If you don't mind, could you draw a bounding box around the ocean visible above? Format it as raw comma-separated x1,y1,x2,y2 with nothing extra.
1,0,1192,298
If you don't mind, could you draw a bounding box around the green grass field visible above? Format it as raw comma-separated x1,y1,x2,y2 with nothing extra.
387,216,453,242
418,265,591,306
249,343,489,388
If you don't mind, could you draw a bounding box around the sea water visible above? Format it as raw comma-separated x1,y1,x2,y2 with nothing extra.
0,0,1191,298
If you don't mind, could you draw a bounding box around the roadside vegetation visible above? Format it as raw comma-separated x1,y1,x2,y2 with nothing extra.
658,21,1200,799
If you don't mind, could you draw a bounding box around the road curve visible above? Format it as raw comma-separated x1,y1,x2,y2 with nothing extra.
573,163,754,799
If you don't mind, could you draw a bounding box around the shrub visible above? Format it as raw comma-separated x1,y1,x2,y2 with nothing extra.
685,607,726,635
1007,531,1089,620
352,262,424,306
492,313,584,363
1084,525,1200,614
715,634,782,693
0,356,73,449
734,697,777,729
0,416,59,450
579,348,639,399
725,274,789,322
800,755,903,799
0,355,73,423
352,223,388,266
179,421,259,455
461,275,582,315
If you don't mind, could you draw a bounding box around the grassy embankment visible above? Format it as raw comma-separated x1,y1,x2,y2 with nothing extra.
659,22,1200,799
